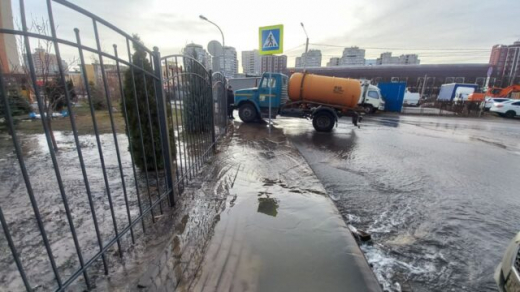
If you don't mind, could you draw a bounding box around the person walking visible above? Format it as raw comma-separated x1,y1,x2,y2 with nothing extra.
227,85,234,119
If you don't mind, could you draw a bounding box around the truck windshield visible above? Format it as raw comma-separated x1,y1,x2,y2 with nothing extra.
260,77,276,89
368,91,379,99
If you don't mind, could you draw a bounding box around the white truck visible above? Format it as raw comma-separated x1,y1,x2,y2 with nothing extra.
359,82,385,114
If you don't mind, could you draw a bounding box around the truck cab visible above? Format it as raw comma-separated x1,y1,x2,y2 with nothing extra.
234,72,288,122
359,82,385,114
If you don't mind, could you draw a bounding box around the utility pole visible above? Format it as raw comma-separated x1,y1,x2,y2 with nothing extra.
421,74,427,98
301,23,309,69
509,47,519,86
200,15,225,76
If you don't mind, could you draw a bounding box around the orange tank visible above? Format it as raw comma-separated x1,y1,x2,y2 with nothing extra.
288,73,361,109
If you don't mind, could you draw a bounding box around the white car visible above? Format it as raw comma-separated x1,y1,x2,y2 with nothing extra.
490,100,520,118
403,92,420,106
495,232,520,291
484,98,511,111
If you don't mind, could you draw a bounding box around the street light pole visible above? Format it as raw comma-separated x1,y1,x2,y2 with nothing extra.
300,22,309,69
200,15,226,76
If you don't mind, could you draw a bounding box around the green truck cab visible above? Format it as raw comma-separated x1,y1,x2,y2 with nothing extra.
233,73,288,122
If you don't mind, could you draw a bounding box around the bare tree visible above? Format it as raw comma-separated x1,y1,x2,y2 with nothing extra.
12,17,78,151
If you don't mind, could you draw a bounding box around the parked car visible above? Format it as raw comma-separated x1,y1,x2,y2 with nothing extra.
403,91,420,107
484,98,511,111
494,232,520,291
490,100,520,118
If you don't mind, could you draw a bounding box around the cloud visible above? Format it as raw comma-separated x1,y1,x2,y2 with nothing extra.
9,0,520,68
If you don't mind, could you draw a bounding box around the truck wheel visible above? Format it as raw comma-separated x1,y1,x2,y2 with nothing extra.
239,103,257,123
313,112,335,132
505,110,516,118
363,104,373,114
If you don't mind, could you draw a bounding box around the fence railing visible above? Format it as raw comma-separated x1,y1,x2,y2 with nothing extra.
401,100,486,117
0,0,228,290
161,54,228,195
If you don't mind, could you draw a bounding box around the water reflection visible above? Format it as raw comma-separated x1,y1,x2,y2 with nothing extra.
286,126,358,159
374,116,400,128
257,197,279,217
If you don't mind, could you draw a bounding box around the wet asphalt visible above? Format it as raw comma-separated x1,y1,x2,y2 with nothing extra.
189,122,381,292
280,114,520,292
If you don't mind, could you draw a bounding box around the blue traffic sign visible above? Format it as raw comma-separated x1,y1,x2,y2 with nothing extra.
259,24,284,55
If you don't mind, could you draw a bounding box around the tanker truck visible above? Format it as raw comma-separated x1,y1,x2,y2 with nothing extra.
233,72,364,132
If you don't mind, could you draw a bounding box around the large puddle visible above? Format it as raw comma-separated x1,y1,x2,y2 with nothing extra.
283,116,520,292
0,131,167,290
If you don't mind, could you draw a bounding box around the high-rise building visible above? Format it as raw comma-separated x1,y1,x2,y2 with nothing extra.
399,54,420,65
295,49,322,67
327,57,341,67
377,52,395,65
241,50,261,75
183,43,212,70
489,41,520,86
377,52,420,65
23,48,68,76
340,47,365,66
261,55,287,73
0,0,20,73
365,59,377,66
217,46,238,78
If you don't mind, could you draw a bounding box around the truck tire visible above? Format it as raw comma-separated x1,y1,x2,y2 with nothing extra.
313,111,335,132
239,103,257,123
505,110,516,118
363,104,373,114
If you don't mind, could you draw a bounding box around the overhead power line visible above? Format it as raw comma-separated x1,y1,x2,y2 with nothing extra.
284,43,306,53
310,43,490,51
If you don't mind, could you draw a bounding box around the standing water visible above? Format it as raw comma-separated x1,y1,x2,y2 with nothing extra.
283,116,520,292
0,131,165,290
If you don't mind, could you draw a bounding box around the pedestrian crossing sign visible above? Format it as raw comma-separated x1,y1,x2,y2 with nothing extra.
259,24,283,55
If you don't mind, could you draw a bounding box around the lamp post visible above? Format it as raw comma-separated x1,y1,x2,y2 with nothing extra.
200,15,226,76
300,22,309,69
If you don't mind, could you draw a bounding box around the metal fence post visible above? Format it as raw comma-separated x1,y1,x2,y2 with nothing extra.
153,47,175,206
224,77,228,134
209,70,217,153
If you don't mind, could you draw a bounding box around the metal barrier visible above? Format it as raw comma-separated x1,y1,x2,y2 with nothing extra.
161,55,228,194
212,71,229,138
401,101,485,117
0,0,228,290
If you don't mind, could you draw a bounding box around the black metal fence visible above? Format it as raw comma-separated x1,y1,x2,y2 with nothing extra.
0,0,228,291
161,55,228,194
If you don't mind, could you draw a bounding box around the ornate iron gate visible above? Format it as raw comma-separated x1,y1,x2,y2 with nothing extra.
0,0,228,290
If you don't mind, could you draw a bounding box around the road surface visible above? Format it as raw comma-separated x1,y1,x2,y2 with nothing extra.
281,114,520,292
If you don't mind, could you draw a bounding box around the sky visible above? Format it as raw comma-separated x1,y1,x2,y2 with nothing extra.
8,0,520,71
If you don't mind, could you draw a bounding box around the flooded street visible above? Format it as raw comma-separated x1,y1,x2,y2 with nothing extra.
188,122,380,292
1,121,381,291
282,115,520,292
3,114,519,291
